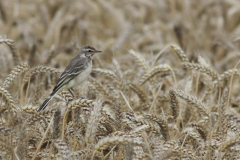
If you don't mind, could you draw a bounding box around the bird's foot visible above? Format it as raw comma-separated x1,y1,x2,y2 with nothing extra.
79,96,85,99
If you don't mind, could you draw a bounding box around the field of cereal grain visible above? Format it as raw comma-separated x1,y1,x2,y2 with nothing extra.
1,0,240,159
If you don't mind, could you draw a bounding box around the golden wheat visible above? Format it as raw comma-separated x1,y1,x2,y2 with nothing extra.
94,136,143,150
139,64,171,86
0,87,16,110
3,63,29,88
174,89,209,117
0,36,21,65
23,65,60,83
0,1,240,159
183,62,218,80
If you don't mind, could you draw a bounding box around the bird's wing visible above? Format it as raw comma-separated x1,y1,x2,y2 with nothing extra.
38,57,88,112
50,57,88,96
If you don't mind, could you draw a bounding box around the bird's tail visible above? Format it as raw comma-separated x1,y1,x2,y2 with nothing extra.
38,96,53,112
38,89,59,112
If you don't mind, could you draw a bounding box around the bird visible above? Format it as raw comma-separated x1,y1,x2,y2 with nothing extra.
38,46,102,112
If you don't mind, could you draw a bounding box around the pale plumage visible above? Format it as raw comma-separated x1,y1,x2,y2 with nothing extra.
38,46,101,112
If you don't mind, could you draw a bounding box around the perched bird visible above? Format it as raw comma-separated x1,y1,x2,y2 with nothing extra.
38,46,101,112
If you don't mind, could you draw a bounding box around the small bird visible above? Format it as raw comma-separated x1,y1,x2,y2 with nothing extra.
38,46,101,112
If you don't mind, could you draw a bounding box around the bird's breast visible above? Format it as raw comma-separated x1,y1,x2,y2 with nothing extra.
66,61,92,89
75,61,92,85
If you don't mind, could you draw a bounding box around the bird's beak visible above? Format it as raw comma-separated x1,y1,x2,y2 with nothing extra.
94,50,102,54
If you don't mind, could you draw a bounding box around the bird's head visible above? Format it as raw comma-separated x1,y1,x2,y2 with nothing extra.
80,46,102,58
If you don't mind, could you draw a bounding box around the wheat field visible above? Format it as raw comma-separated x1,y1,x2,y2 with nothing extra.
1,0,240,159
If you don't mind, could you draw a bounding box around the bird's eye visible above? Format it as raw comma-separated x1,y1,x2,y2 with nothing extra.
89,50,92,52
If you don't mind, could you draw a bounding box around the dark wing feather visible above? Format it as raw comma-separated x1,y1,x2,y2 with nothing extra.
38,56,88,112
52,57,88,94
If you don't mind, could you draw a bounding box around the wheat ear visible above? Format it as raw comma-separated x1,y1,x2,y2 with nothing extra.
0,86,16,110
58,91,73,103
92,68,120,81
133,118,160,133
3,63,29,88
26,109,55,126
183,62,218,80
22,105,38,113
71,150,88,158
214,68,240,86
173,89,209,117
218,137,240,152
170,45,189,62
169,89,179,120
27,152,55,159
67,98,97,110
94,136,143,150
0,36,21,65
129,49,148,72
128,82,148,103
52,110,61,140
139,64,171,86
0,126,16,136
144,114,169,140
88,77,113,99
53,139,71,160
23,65,60,83
190,123,208,141
152,44,189,67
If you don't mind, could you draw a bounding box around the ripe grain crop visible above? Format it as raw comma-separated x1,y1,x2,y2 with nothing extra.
1,0,240,159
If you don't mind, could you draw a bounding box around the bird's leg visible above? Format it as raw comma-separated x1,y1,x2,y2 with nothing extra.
79,96,85,99
68,88,74,98
69,88,85,99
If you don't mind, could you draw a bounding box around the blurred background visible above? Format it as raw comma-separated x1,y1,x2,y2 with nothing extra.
1,0,240,79
1,1,240,159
